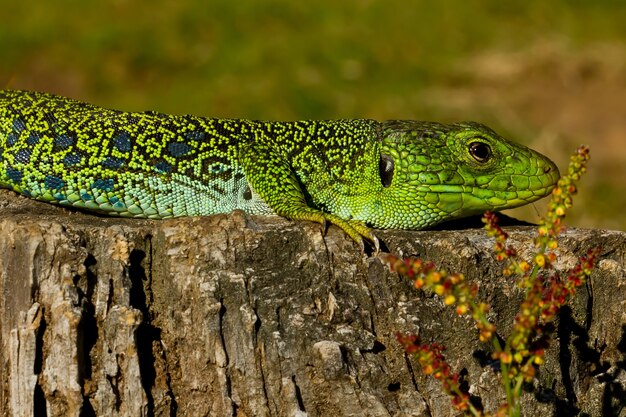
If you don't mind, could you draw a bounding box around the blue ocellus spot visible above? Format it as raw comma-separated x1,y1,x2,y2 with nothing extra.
12,118,26,132
7,132,18,146
44,175,65,190
80,192,93,201
15,149,31,163
92,178,114,191
102,157,124,169
6,168,22,183
63,153,82,166
26,133,40,145
113,132,131,152
168,142,191,157
154,161,172,173
110,196,120,204
55,134,73,149
186,130,206,141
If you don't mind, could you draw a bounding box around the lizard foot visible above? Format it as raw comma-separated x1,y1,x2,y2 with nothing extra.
287,208,379,254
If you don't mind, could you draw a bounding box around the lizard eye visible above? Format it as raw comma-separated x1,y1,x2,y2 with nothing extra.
379,154,394,188
468,141,492,163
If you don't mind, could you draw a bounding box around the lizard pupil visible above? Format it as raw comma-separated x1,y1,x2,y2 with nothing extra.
468,142,492,162
379,154,394,188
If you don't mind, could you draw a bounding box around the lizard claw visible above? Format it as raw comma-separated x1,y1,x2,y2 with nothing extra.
320,218,329,236
356,236,366,253
370,234,380,256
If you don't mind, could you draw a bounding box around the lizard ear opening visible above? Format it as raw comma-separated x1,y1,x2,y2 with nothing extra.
379,154,394,188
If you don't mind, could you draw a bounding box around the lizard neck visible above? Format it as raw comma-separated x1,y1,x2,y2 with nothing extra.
334,187,434,230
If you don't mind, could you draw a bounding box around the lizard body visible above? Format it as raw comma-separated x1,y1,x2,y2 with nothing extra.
0,90,559,246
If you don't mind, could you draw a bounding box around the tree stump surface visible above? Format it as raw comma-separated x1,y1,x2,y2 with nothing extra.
1,189,625,416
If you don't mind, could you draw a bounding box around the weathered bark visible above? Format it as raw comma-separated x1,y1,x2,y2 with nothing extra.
1,188,625,417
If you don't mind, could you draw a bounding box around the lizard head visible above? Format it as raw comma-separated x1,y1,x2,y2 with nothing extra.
372,121,560,229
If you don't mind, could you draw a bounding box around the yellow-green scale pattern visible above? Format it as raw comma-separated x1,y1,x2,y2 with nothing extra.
0,90,560,244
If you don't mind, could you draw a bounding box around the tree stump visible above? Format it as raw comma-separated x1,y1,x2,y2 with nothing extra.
1,189,625,416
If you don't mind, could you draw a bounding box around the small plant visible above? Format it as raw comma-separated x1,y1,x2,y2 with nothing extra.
387,146,598,416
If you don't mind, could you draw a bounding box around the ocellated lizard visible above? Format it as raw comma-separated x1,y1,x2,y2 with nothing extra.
0,90,559,249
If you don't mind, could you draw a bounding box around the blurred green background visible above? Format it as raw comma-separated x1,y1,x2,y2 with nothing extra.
1,0,624,230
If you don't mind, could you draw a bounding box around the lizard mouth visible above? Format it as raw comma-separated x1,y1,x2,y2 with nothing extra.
416,159,561,215
419,183,556,210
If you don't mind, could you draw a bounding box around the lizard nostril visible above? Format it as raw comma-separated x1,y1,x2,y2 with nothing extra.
544,166,552,173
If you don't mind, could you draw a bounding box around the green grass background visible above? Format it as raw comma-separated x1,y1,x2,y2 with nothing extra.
1,0,624,230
